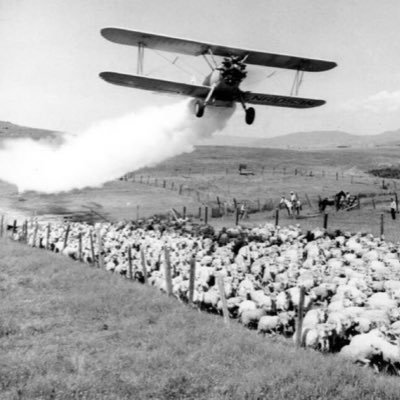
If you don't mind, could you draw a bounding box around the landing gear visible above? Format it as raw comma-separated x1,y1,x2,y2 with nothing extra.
194,101,205,118
245,107,255,125
239,94,256,125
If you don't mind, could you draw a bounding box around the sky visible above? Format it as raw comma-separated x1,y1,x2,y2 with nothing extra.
1,0,400,138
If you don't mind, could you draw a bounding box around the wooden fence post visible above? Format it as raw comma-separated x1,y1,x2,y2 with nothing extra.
217,275,230,326
63,224,70,250
183,206,186,219
78,233,82,261
179,184,183,195
128,245,133,280
395,192,399,212
164,247,173,296
13,219,17,234
323,213,329,229
235,207,239,225
275,208,279,227
89,231,95,265
372,198,376,209
204,206,208,224
0,215,3,238
380,214,384,239
96,229,104,269
188,256,196,304
295,286,306,348
198,207,202,219
140,247,147,284
46,223,51,249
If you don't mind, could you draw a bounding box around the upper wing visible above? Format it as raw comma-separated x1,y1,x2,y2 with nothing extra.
99,71,210,98
101,27,337,72
242,92,325,108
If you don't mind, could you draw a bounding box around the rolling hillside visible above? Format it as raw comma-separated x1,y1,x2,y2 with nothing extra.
200,129,400,149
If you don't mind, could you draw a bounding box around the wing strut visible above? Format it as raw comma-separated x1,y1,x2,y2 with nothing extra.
137,42,145,75
290,70,304,96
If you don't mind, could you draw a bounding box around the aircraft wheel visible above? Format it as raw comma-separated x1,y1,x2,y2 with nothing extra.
245,107,255,125
195,101,205,118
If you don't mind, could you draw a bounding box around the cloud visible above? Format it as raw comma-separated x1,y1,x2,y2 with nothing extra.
343,90,400,113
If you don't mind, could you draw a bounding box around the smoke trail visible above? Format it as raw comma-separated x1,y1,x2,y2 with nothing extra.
0,100,235,193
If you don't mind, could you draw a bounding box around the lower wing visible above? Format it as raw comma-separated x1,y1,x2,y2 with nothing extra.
100,72,325,108
242,92,325,108
99,71,210,98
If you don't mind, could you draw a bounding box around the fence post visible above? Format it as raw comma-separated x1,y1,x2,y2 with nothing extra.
235,207,239,225
96,229,104,269
179,184,183,195
128,245,133,280
380,214,384,239
46,223,51,249
89,231,95,265
372,198,376,210
141,247,148,284
198,207,202,219
395,192,399,212
336,172,339,181
295,286,306,348
183,206,186,219
275,208,279,227
164,247,173,296
204,206,209,224
78,233,82,261
323,213,329,229
188,255,196,304
63,224,70,250
0,215,3,238
163,180,166,188
217,275,230,326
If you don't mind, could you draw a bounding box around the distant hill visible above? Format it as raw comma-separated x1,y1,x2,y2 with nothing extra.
0,121,63,144
199,129,400,149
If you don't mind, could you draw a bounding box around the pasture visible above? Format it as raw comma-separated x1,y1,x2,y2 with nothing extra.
2,239,400,399
2,145,400,242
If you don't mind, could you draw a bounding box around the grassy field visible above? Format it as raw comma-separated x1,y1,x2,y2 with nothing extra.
1,145,400,240
3,239,400,399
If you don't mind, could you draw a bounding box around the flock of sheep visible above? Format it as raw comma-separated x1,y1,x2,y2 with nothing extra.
13,216,400,374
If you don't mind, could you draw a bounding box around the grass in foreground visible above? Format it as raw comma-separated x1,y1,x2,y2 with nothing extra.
1,240,400,399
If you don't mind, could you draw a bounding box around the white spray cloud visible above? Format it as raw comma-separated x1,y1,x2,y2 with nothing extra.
0,100,235,193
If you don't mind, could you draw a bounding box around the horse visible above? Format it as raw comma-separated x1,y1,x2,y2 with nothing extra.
279,198,293,216
318,191,347,212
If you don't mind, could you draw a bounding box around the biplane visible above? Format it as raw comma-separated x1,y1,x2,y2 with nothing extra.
99,28,337,125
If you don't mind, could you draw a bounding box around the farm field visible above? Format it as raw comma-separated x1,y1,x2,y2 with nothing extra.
2,239,400,400
1,145,400,241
